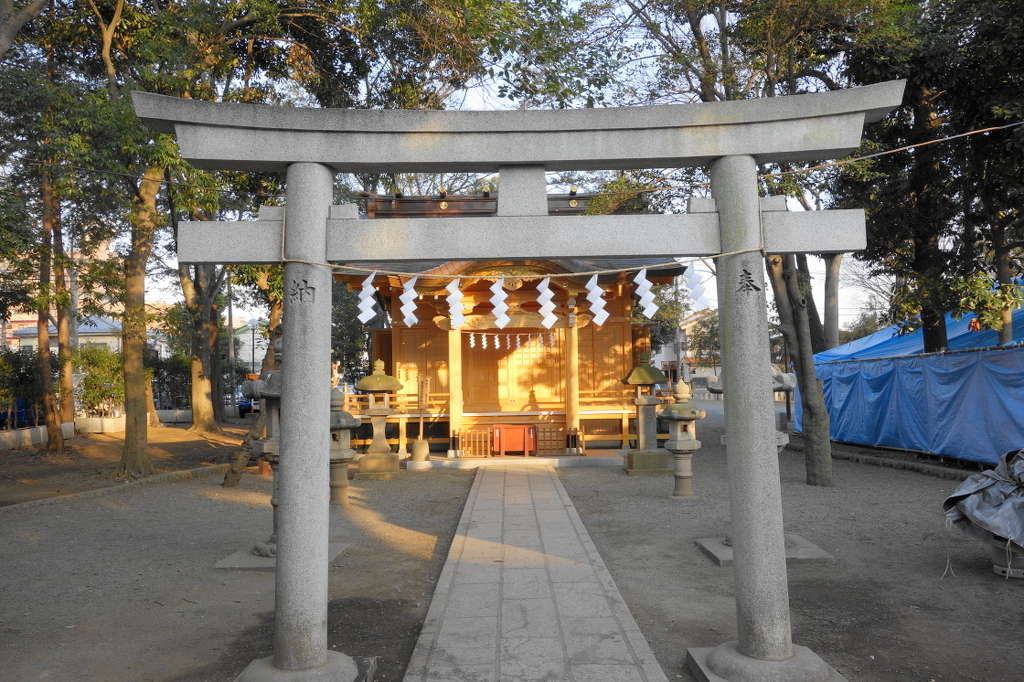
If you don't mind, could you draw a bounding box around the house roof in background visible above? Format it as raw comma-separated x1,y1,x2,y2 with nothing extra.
13,316,120,338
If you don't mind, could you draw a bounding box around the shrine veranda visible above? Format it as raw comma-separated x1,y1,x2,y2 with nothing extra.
132,80,905,682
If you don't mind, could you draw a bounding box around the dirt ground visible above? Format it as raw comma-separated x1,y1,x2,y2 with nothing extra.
3,403,1021,681
0,468,474,681
0,424,246,506
559,401,1024,682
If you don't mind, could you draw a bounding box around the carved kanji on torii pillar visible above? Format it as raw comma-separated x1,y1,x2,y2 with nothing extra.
133,80,905,682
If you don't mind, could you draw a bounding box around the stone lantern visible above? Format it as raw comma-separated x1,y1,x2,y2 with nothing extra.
243,338,283,557
659,380,707,497
622,352,671,475
329,386,360,503
354,359,403,479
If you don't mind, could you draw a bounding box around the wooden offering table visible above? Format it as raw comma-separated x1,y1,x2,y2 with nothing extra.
492,425,538,456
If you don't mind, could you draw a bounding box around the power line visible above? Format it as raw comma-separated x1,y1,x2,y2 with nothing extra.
11,119,1023,203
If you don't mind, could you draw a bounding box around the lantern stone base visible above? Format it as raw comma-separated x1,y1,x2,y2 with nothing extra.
355,453,401,480
623,449,673,476
686,642,845,682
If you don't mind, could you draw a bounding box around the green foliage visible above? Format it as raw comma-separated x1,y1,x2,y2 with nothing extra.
0,348,48,422
831,0,1024,348
689,311,720,366
953,273,1024,332
155,302,193,360
636,283,692,354
73,345,124,417
147,350,190,410
332,280,369,383
839,309,887,344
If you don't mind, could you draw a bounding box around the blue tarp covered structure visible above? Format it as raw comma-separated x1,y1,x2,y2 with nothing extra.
795,309,1024,464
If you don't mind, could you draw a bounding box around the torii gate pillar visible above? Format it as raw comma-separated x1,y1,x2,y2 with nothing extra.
237,163,358,681
682,156,840,681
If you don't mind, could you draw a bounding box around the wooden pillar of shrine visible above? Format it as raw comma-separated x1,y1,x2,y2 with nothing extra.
446,328,463,456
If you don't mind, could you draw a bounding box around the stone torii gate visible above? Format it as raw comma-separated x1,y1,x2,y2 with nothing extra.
132,80,904,682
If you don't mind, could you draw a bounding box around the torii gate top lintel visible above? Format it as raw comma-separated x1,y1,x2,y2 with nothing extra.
130,80,904,173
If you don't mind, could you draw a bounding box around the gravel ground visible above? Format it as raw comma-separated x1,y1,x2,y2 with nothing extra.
559,400,1023,682
0,469,474,681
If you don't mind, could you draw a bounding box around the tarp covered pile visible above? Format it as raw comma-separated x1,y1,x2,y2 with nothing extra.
943,450,1024,551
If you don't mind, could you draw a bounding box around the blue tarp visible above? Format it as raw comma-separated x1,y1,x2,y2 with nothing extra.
794,309,1024,464
815,309,1024,362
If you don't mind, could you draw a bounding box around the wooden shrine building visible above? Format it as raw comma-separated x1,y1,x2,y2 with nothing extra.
337,192,682,456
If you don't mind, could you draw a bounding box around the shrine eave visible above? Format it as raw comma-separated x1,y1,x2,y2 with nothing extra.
130,81,905,173
329,258,686,288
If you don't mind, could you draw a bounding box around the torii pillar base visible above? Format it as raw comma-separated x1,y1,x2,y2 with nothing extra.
686,643,845,682
236,651,359,682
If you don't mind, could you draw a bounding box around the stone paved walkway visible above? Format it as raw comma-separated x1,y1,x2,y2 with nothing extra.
404,463,668,682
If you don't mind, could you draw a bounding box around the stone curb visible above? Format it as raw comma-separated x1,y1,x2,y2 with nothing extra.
0,463,231,513
785,441,969,481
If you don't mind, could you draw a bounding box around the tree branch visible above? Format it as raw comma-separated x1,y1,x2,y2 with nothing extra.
0,0,49,58
797,68,840,91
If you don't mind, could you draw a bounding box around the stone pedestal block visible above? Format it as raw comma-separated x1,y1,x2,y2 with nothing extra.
355,453,400,480
671,449,698,497
686,642,845,682
328,457,349,504
634,395,661,451
695,534,834,567
410,439,430,462
623,449,673,476
236,650,360,681
366,414,391,454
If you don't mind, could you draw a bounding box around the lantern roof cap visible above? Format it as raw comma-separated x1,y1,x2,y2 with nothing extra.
356,359,403,392
622,353,667,386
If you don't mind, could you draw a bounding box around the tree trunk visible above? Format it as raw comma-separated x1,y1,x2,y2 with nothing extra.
52,215,74,425
265,299,282,370
797,254,826,353
188,318,220,433
765,255,798,360
146,379,160,426
177,262,222,433
211,300,224,423
38,172,63,453
119,166,162,478
165,186,223,435
996,246,1015,345
910,88,949,353
822,253,842,349
783,255,832,486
